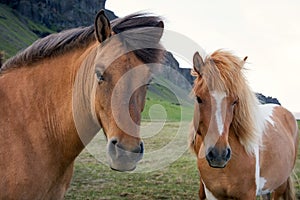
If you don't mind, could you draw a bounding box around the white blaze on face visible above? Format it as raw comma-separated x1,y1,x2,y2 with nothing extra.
211,91,227,136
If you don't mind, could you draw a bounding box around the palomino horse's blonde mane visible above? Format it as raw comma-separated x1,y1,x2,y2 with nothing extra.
192,50,262,154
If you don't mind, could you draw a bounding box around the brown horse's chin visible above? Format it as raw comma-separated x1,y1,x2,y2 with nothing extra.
108,159,140,172
110,165,136,172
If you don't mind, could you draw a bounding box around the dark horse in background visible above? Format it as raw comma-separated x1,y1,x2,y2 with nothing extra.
0,10,164,199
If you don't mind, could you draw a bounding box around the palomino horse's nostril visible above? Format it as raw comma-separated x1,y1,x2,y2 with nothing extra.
206,147,216,161
224,147,231,161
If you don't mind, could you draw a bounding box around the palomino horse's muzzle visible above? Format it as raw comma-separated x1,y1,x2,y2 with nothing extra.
107,138,144,171
206,146,231,168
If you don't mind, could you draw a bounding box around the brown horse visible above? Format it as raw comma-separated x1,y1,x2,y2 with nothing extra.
189,50,298,199
0,10,164,199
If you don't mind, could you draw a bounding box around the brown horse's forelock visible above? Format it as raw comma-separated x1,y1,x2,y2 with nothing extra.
1,13,164,72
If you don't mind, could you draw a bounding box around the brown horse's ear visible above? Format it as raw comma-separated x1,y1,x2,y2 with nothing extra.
153,21,164,43
95,10,112,43
193,52,204,75
157,21,164,29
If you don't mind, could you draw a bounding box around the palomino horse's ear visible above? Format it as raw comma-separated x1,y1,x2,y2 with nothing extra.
241,56,248,68
95,10,112,43
193,52,204,75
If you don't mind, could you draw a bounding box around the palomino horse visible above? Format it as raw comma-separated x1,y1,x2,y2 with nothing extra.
0,10,164,199
189,50,298,200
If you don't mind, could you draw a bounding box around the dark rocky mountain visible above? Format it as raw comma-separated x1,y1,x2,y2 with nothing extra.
1,1,278,105
0,0,117,32
0,0,280,105
0,0,194,89
162,51,194,89
256,93,281,105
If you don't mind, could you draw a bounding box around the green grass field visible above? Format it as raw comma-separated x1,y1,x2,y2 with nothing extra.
294,120,300,197
65,120,300,199
65,122,199,200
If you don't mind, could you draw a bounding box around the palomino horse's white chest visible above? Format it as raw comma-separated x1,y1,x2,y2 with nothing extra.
255,104,277,195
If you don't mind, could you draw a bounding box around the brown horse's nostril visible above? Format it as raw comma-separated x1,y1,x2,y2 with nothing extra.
132,141,144,154
111,139,118,145
140,142,144,154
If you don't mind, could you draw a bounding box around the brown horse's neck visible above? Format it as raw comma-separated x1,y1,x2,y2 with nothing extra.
1,43,99,164
50,43,101,162
72,43,102,149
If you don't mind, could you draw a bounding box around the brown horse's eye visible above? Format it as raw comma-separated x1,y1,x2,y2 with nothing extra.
196,96,203,104
95,71,104,83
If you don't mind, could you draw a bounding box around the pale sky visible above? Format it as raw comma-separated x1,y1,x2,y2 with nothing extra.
106,0,300,113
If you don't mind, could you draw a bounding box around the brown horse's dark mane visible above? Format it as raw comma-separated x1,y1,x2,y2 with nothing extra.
1,12,163,72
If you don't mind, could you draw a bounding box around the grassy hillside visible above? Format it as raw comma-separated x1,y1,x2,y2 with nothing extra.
143,81,194,122
0,3,53,59
0,2,194,124
142,94,193,122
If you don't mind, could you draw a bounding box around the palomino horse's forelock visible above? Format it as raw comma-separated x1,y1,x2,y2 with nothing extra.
192,50,262,155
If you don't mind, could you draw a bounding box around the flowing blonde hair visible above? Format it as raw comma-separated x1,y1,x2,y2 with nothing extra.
192,50,262,154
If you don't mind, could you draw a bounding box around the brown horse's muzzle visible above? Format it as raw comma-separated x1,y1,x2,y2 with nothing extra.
106,138,144,171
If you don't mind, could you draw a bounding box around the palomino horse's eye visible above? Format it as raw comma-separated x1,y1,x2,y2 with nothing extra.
232,99,239,106
196,96,203,104
95,71,104,83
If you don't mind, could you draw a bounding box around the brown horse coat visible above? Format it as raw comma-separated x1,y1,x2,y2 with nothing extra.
0,11,164,199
